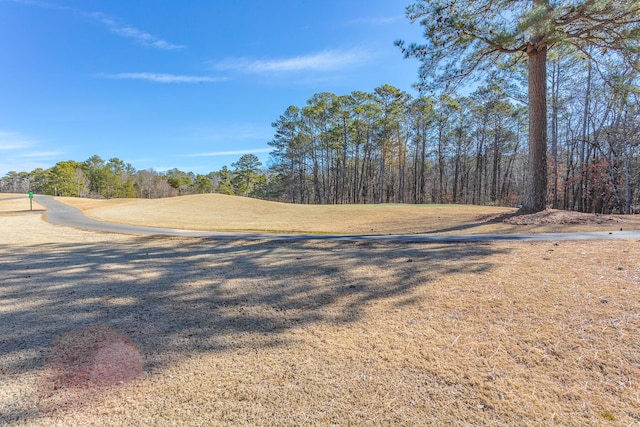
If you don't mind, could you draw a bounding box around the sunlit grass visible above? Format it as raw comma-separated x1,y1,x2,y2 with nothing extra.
56,194,640,235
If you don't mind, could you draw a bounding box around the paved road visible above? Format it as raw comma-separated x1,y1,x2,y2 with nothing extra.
36,195,640,243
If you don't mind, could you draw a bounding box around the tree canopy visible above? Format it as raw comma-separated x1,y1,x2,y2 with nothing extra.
396,0,640,92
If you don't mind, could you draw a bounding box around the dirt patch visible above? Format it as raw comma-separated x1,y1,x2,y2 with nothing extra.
506,209,625,225
478,208,627,226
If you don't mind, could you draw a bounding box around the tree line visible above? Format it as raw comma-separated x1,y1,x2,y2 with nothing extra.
267,63,639,214
0,153,267,200
268,84,528,207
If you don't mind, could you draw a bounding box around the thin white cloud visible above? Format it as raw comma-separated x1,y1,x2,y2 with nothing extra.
99,72,227,83
5,0,183,50
2,0,67,10
0,130,60,175
0,132,33,150
213,49,374,74
348,15,404,25
0,142,30,151
16,151,63,159
89,13,184,50
188,148,272,158
195,124,273,142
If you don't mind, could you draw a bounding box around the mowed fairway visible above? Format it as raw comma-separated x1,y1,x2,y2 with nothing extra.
57,193,640,234
1,194,639,426
58,194,516,234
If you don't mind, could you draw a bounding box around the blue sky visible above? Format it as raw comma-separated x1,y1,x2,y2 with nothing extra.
0,0,423,176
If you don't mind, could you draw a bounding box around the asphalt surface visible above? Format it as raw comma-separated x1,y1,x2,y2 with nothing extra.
35,195,640,243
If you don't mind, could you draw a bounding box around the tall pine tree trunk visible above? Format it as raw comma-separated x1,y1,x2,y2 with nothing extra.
550,60,560,209
524,41,548,211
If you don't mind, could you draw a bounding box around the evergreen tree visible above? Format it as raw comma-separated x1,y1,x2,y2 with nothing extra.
232,154,263,197
397,0,640,211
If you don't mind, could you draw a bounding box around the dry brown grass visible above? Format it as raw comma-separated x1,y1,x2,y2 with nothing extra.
57,194,640,235
1,195,640,425
0,194,45,214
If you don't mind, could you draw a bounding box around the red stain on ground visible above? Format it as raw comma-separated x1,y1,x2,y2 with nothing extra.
38,324,143,412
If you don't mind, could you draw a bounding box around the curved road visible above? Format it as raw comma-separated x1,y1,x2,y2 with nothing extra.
37,195,640,243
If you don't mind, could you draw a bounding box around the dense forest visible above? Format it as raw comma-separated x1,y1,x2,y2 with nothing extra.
266,56,640,214
3,50,637,213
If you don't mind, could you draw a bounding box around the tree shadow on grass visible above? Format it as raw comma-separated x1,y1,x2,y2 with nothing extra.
0,235,510,422
419,209,526,234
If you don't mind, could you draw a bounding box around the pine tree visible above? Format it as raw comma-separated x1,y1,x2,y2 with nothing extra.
397,0,640,211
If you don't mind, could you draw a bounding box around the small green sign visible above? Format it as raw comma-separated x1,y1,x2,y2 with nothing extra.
28,191,33,199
